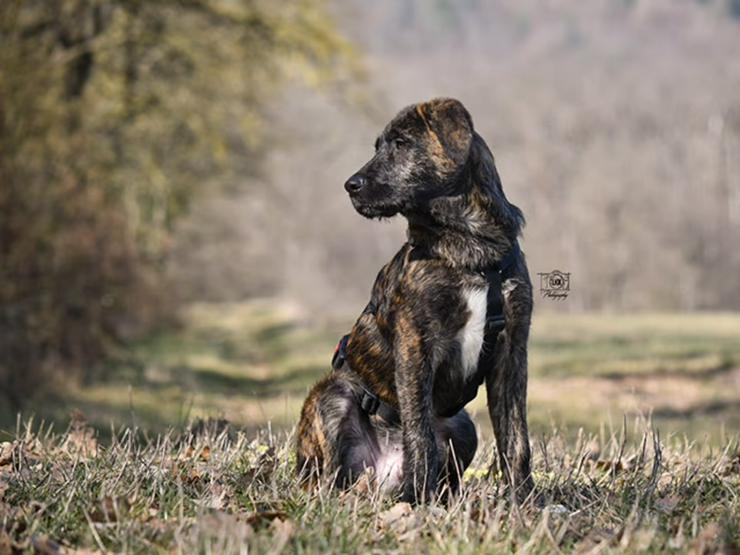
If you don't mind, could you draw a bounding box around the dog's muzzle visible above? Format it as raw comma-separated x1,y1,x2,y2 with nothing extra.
344,173,366,195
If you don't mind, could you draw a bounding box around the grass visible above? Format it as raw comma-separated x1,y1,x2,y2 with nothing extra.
18,301,740,445
1,302,739,552
0,417,737,553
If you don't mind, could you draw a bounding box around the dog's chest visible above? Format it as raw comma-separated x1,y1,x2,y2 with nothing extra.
457,286,489,379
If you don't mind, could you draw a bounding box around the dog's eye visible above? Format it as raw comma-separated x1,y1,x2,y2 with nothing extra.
392,136,409,148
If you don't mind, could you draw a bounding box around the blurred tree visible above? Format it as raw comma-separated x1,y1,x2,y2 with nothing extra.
0,0,352,406
730,0,740,18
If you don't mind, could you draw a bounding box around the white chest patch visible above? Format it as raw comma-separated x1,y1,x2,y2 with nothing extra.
457,286,489,379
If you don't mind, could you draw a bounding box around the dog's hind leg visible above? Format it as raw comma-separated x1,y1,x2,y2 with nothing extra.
333,398,382,488
296,375,381,489
296,376,335,487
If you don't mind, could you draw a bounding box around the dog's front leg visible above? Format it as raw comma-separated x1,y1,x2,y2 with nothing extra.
486,327,534,502
394,310,438,504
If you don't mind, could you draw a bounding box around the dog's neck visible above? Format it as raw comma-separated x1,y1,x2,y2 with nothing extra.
405,183,516,270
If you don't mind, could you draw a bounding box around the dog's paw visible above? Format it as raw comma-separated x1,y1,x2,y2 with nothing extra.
398,484,417,505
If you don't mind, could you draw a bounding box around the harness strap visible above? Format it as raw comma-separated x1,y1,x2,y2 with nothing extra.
334,241,521,423
359,387,401,425
331,334,400,425
439,241,519,417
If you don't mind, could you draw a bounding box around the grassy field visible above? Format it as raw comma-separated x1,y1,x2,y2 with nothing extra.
17,301,740,444
0,415,737,553
1,303,739,553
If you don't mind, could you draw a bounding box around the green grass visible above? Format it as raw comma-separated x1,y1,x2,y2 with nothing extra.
16,302,739,446
0,418,737,553
2,304,739,553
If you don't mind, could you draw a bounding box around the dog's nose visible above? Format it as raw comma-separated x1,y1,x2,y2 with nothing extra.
344,174,367,194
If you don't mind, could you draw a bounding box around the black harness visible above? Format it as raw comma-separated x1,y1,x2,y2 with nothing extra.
331,241,520,424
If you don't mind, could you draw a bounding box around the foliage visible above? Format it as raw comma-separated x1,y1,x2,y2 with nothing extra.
0,417,737,553
0,0,352,406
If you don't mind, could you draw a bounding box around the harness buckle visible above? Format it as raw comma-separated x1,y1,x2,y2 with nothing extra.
360,390,380,415
486,315,506,330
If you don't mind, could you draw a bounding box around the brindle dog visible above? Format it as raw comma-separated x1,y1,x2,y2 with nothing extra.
296,98,533,503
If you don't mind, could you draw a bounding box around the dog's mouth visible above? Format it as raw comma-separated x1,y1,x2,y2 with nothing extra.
349,195,402,219
347,180,404,219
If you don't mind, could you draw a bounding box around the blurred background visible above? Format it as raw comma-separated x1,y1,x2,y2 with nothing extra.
1,0,739,443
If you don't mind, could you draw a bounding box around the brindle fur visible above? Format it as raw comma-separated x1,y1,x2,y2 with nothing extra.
296,98,533,503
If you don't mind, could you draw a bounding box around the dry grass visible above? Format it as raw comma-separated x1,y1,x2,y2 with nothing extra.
20,302,738,446
0,416,737,554
2,303,739,552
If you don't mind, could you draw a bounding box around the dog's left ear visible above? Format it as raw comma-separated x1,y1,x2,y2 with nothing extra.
418,98,474,166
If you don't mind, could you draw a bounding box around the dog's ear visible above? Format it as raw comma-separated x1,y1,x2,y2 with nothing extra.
417,98,474,167
470,132,525,235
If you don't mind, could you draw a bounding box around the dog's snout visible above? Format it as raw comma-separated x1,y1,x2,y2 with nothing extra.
344,174,367,194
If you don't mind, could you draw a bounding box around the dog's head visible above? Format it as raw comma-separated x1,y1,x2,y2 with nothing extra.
345,98,475,219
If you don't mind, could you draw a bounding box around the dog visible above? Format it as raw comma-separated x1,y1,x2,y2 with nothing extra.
296,98,533,503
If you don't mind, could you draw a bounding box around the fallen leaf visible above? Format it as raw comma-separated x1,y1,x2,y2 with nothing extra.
0,443,12,467
180,445,211,462
379,502,411,525
242,446,276,486
592,458,630,473
339,471,375,501
721,453,740,476
378,502,420,537
245,510,289,529
184,467,203,484
62,413,98,459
